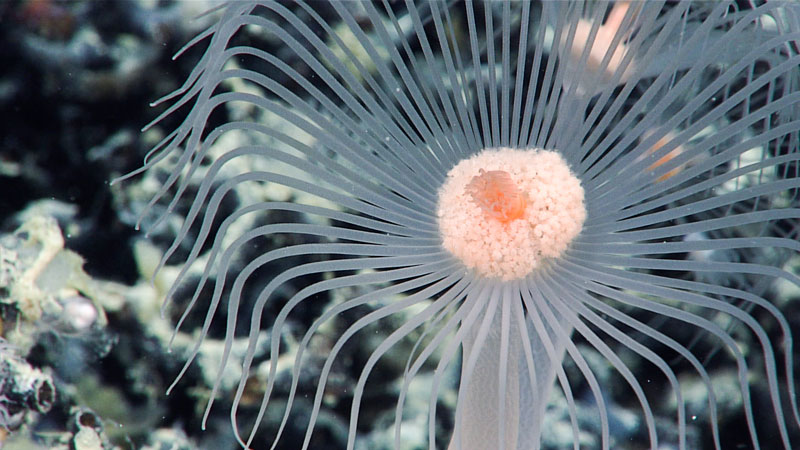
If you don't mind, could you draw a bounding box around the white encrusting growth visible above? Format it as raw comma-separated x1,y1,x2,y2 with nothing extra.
438,148,585,280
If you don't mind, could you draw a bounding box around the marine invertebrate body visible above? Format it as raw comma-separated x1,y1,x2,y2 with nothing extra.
438,148,585,280
118,1,800,449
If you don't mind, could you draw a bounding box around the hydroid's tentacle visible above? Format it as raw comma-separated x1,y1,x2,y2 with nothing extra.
587,118,800,225
592,58,800,202
557,267,725,449
565,273,723,448
526,278,609,450
425,0,481,156
548,268,688,450
585,209,800,243
519,284,580,450
339,273,473,450
565,260,761,448
432,282,490,450
539,276,660,448
568,259,794,449
393,277,479,449
443,284,503,450
262,266,464,450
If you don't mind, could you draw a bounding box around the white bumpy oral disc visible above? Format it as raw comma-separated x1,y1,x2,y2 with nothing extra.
437,147,586,280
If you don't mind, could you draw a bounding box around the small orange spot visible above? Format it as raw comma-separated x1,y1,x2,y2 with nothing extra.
18,0,76,40
465,169,527,223
646,134,683,182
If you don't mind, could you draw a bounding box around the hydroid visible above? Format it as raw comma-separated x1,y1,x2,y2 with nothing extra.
116,1,800,449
